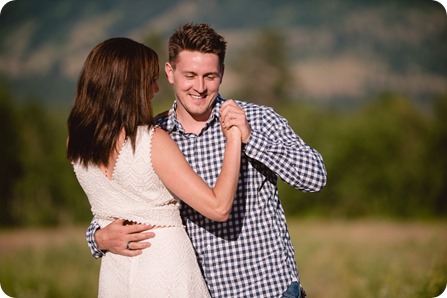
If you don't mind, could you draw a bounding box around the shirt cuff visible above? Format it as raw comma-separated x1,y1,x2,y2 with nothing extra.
86,221,106,259
244,129,270,160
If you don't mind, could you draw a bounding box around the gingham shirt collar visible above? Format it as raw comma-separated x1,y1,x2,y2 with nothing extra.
165,97,222,135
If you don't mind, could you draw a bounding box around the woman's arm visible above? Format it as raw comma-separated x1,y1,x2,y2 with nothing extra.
152,126,241,222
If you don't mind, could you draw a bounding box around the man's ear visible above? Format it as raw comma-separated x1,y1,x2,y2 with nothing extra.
165,62,174,84
220,64,225,84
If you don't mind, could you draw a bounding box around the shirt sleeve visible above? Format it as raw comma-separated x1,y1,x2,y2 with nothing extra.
243,106,327,192
86,219,106,259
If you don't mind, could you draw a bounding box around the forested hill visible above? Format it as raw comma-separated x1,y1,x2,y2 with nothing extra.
0,0,446,106
1,0,447,226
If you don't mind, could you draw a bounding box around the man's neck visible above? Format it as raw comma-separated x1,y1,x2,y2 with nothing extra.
176,111,211,135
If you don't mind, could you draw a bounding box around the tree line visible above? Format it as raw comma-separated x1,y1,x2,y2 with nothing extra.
0,83,446,227
278,94,447,219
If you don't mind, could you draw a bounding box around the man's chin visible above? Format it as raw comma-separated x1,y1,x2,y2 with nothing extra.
187,108,211,120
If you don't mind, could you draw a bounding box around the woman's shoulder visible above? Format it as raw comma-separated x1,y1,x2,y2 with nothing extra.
136,124,166,138
151,125,170,138
150,125,175,148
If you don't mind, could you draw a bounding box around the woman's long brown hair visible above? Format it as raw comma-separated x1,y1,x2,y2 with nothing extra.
67,37,159,167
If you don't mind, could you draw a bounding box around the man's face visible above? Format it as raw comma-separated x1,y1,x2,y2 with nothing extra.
165,50,223,122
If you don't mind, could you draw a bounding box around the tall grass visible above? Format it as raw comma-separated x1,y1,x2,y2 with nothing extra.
290,219,447,298
0,220,446,297
0,227,99,298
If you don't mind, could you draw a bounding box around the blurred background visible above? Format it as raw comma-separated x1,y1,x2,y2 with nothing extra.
0,0,446,297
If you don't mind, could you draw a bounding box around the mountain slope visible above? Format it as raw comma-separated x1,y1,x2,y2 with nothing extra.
0,0,446,106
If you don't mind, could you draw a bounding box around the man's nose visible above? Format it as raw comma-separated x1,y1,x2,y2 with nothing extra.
194,78,206,93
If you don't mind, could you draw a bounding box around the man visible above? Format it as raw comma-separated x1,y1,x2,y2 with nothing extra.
87,23,326,297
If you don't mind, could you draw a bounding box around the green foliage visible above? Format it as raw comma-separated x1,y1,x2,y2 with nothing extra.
0,86,23,225
12,101,88,225
0,82,446,226
426,95,447,215
279,94,447,218
0,86,89,227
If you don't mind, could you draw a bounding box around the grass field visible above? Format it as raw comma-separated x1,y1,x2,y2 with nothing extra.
0,219,446,298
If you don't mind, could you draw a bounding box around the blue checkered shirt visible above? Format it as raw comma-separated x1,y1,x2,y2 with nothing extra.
87,96,326,297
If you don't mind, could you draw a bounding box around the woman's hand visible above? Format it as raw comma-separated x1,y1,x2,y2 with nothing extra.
219,99,251,143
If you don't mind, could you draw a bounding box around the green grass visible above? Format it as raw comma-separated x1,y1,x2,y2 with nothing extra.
0,220,446,297
0,227,100,298
290,219,447,298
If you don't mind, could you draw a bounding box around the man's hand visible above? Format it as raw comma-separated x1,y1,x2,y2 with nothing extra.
220,100,251,144
95,219,155,257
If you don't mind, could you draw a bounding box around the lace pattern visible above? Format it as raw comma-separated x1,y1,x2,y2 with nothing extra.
73,126,183,227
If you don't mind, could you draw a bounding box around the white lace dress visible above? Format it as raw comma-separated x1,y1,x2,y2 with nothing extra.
73,125,211,298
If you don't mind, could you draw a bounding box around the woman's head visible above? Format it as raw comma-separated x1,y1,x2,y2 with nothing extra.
67,37,159,166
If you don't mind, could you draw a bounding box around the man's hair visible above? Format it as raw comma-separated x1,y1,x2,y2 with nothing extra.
67,37,159,167
168,23,227,70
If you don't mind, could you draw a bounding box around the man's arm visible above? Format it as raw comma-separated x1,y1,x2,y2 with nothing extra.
243,105,327,192
86,218,155,258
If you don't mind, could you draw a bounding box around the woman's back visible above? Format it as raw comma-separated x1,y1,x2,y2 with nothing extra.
73,125,183,228
72,125,210,297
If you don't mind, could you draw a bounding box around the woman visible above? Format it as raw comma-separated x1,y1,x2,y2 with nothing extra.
67,37,241,297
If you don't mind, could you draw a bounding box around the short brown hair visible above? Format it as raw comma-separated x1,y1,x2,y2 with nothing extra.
168,23,227,71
